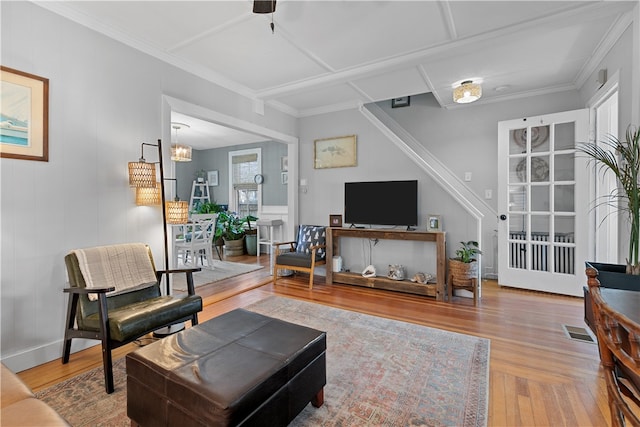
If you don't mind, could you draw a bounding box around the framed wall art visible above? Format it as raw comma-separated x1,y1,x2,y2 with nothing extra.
427,214,442,232
314,135,357,169
0,66,49,161
207,170,219,186
329,214,343,227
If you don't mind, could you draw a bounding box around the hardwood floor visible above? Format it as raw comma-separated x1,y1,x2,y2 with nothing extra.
17,254,610,426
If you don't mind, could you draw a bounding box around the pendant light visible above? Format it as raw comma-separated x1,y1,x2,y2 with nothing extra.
453,80,482,104
171,123,192,162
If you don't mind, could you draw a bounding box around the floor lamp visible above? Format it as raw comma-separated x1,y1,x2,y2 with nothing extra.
128,138,187,336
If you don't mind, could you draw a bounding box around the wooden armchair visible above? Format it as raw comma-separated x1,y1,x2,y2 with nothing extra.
273,225,326,289
62,243,203,393
587,268,640,426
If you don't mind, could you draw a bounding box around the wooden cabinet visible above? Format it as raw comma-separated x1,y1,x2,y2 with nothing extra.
326,227,446,301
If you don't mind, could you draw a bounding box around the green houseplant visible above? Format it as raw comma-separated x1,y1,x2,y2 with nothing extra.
449,241,482,286
216,211,259,256
578,126,640,275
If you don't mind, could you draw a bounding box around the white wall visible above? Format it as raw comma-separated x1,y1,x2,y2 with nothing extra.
578,18,638,265
0,2,297,371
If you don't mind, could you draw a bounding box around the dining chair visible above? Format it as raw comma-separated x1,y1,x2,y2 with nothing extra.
174,213,217,268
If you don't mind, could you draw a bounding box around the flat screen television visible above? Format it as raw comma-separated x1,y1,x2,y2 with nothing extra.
344,180,418,227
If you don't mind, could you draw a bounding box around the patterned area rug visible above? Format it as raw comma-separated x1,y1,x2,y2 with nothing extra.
171,260,263,291
36,296,489,427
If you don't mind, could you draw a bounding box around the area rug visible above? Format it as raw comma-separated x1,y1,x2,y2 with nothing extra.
172,260,263,291
36,297,489,427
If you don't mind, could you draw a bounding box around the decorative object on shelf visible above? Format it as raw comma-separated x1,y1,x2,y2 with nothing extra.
387,264,406,281
281,172,288,185
314,135,357,169
391,96,410,108
427,214,442,232
170,122,192,162
515,157,549,182
207,170,219,186
410,272,433,284
453,80,482,104
254,174,264,184
281,156,288,171
0,66,48,161
329,214,343,227
513,126,549,148
362,265,376,278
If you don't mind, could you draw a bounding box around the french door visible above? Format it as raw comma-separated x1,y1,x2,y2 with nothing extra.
497,109,588,296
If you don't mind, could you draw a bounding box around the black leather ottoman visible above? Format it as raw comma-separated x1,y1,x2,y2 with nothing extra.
126,308,326,427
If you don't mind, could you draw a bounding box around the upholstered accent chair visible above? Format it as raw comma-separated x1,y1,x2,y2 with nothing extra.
273,225,326,289
62,243,202,393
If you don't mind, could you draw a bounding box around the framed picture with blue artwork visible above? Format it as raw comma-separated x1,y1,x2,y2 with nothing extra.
0,66,49,161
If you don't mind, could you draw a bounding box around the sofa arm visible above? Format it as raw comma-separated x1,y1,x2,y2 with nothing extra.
1,363,70,426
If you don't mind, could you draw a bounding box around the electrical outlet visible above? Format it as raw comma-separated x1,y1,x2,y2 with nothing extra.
464,172,472,182
485,189,492,199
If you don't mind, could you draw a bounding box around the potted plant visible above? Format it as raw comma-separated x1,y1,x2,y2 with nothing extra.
449,241,482,286
578,126,640,278
196,201,223,215
216,211,259,257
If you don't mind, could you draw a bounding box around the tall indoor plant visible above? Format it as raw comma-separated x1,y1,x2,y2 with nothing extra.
578,126,640,275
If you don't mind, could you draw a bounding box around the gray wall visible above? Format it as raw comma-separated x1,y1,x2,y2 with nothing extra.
176,141,288,207
297,91,583,278
0,1,296,372
1,1,637,373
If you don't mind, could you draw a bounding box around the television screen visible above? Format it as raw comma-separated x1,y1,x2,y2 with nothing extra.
344,180,418,227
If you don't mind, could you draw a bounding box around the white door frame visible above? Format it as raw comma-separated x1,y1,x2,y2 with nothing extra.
586,71,620,264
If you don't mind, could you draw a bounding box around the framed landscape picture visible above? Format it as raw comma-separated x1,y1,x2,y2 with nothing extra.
0,66,49,161
314,135,357,169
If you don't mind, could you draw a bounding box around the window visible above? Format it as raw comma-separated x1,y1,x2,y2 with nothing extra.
229,149,261,217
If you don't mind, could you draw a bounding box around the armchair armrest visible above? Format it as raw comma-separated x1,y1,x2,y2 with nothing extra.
273,240,297,256
63,286,115,294
156,267,201,296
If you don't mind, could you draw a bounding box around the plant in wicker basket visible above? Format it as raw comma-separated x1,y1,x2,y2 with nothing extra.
449,241,482,286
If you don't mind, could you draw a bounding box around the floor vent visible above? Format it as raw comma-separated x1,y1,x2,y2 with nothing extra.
562,325,596,343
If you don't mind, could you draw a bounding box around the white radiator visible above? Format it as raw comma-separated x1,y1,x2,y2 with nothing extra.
509,232,574,274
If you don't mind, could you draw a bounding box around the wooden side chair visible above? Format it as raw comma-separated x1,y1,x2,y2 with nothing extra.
587,268,640,427
273,225,326,289
62,243,202,393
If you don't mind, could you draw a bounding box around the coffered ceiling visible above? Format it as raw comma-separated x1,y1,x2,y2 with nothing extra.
37,1,635,147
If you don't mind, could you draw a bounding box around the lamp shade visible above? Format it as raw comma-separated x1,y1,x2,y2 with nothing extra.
136,185,161,206
165,200,188,224
128,161,156,188
453,80,482,104
171,144,192,162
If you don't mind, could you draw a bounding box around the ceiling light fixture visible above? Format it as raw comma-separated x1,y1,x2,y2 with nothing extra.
171,122,192,162
453,80,482,104
253,0,276,34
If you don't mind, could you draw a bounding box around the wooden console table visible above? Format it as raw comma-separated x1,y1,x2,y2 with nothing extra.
326,227,446,301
